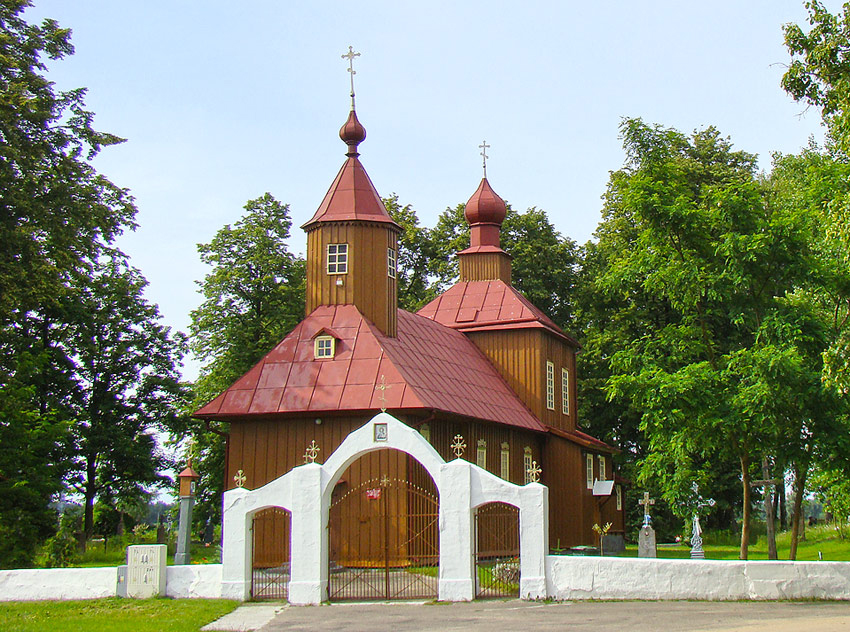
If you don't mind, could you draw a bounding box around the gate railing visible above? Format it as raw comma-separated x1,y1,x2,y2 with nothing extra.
251,507,291,601
474,502,520,598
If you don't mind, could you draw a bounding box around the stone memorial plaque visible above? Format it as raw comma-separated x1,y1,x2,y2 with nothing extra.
126,544,167,598
638,525,657,558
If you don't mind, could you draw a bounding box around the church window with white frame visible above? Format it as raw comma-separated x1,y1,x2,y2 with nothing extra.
616,484,622,511
327,243,348,274
500,442,510,480
598,455,607,480
314,335,335,359
476,439,487,469
524,446,533,484
419,423,430,443
561,368,570,415
387,247,397,279
546,361,555,410
585,454,594,489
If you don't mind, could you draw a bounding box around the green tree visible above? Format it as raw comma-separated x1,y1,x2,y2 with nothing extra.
384,195,437,311
65,256,187,541
187,193,305,528
0,0,138,566
598,118,822,558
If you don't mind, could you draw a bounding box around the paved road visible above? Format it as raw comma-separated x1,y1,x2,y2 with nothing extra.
257,600,850,632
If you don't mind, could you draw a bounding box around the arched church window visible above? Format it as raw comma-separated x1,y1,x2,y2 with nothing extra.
500,442,510,480
476,439,487,469
523,446,533,484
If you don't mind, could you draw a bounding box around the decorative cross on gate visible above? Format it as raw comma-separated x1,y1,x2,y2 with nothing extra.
479,140,490,178
341,45,360,107
380,475,391,487
639,491,655,527
451,434,466,459
690,483,715,559
233,469,246,488
375,375,391,412
303,440,320,464
526,460,542,483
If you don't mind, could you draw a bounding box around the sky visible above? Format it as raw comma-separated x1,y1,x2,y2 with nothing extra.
25,0,838,381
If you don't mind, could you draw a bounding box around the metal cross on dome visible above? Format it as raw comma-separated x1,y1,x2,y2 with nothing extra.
526,460,542,483
341,45,360,107
451,434,466,459
479,140,490,178
303,440,320,464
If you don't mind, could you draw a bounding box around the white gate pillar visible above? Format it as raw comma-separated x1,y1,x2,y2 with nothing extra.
220,488,252,600
288,463,326,605
438,460,475,601
519,482,549,599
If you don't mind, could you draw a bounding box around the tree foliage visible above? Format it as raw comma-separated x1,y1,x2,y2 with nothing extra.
0,1,184,565
187,193,305,528
581,118,838,558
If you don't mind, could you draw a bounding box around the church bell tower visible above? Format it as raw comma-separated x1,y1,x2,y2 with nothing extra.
301,48,400,336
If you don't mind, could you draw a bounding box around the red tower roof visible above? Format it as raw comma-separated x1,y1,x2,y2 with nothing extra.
302,110,398,230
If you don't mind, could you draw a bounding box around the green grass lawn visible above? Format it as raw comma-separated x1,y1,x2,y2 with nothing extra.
68,540,220,568
0,598,238,632
618,524,850,561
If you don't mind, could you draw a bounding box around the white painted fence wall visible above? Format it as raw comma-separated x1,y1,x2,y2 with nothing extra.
0,564,223,601
547,556,850,600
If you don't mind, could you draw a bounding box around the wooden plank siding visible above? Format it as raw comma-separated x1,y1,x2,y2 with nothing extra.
465,329,577,431
305,223,398,336
459,251,511,285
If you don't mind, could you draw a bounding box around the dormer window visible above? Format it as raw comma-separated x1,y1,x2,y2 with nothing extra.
327,243,348,274
314,335,335,359
387,247,397,279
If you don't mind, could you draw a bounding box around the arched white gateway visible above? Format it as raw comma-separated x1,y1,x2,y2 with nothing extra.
220,412,548,603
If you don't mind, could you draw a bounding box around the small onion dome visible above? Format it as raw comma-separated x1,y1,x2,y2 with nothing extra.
339,109,366,155
465,178,507,226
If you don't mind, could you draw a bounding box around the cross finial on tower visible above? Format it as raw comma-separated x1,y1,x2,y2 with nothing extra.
479,140,490,178
342,45,361,110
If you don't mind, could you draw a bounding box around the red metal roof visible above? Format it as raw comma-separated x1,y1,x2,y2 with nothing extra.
547,426,619,454
417,280,579,347
194,304,546,432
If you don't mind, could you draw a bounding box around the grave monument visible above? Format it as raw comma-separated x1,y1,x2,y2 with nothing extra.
637,491,657,558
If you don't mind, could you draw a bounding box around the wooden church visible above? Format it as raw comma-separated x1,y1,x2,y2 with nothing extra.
194,95,624,599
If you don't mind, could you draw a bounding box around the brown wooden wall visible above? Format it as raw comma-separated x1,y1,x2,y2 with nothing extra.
466,329,577,431
228,413,616,559
459,251,511,284
305,222,398,336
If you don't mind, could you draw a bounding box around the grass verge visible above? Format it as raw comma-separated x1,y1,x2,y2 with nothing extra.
0,597,239,632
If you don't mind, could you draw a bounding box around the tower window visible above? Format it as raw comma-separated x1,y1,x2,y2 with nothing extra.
546,361,555,410
562,368,570,415
476,439,487,469
387,247,397,279
327,243,348,274
314,336,335,358
500,442,510,481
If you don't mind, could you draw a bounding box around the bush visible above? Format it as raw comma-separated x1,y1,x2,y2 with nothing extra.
37,527,79,568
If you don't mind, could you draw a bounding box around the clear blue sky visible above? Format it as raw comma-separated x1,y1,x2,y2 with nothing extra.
26,1,837,380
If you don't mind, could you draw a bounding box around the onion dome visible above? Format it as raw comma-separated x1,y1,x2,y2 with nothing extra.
465,177,507,226
339,109,366,156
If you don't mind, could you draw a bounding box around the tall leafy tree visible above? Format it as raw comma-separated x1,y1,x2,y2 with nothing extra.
595,118,822,558
384,195,438,311
187,193,305,527
0,0,141,565
65,256,187,541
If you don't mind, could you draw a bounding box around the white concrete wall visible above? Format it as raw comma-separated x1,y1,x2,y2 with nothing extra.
547,555,850,601
0,567,117,601
166,564,223,599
